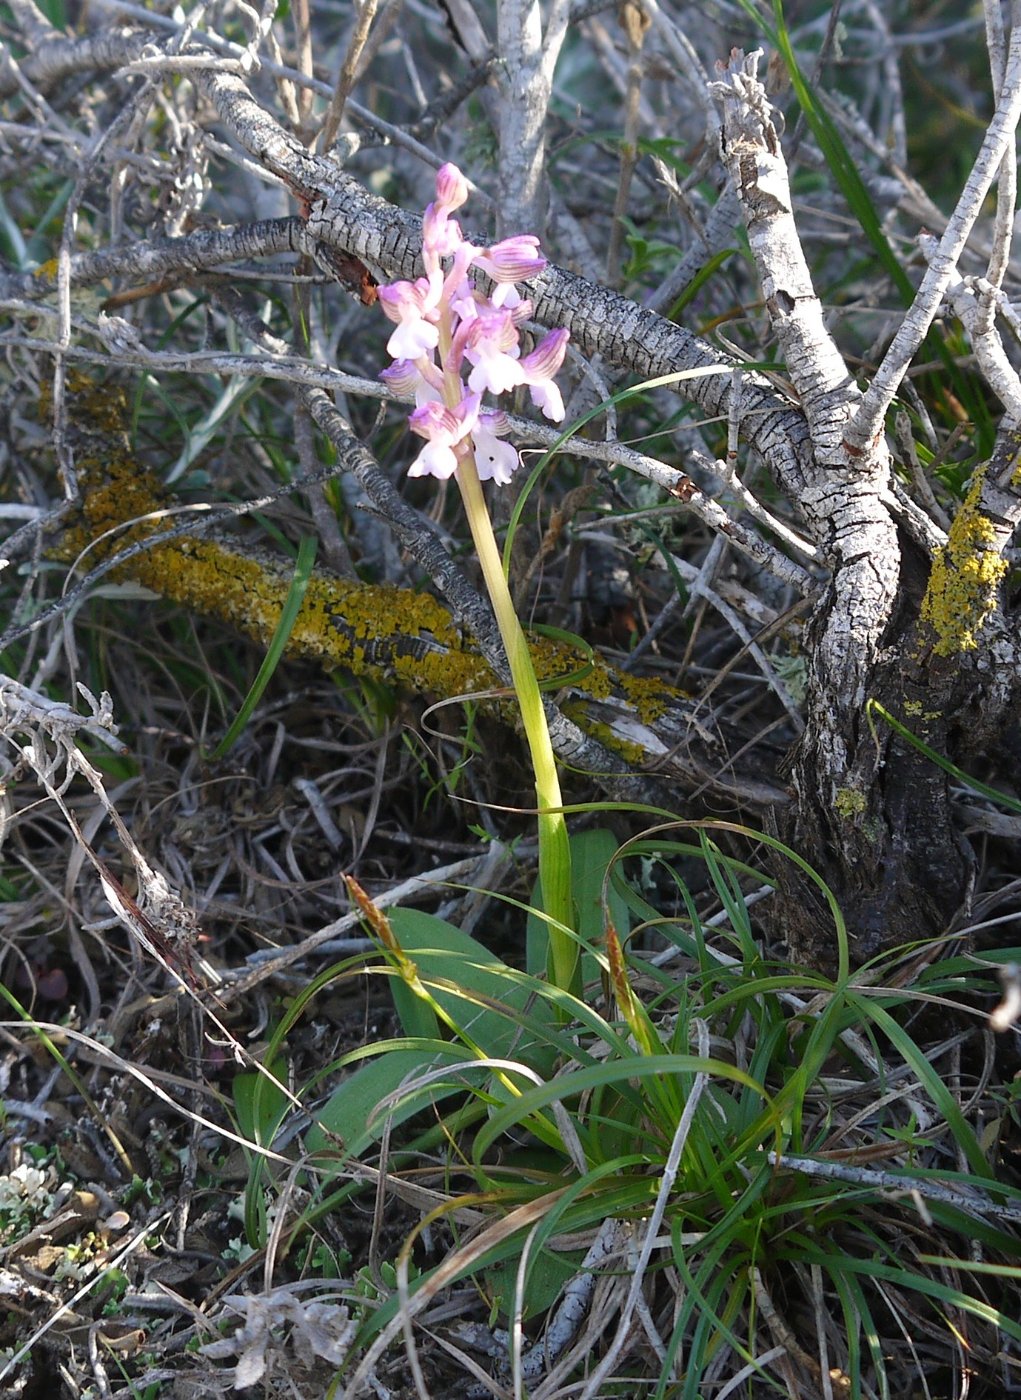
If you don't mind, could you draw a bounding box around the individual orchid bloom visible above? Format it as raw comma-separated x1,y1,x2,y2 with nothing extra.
465,309,523,397
518,328,570,421
377,279,440,360
407,394,480,479
474,410,519,486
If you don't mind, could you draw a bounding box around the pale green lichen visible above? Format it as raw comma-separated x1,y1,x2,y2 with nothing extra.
920,467,1008,656
834,787,867,819
901,699,940,723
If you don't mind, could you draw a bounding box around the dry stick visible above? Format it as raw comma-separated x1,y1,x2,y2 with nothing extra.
604,2,649,286
0,216,309,302
6,0,53,46
862,0,907,169
932,238,1021,424
846,0,1021,455
516,1218,629,1389
494,0,571,237
767,1151,1021,1225
218,854,514,1002
52,78,160,499
633,0,719,143
318,0,379,154
971,0,1017,344
290,0,314,127
642,182,742,317
892,410,952,534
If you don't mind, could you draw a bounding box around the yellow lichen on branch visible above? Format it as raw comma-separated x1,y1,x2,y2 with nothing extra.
50,380,692,765
920,467,1008,656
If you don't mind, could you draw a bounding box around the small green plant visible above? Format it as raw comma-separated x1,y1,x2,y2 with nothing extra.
246,819,1021,1395
0,1161,55,1244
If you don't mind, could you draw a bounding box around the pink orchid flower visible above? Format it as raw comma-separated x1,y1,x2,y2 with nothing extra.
377,278,439,360
407,395,481,479
518,328,570,421
377,164,569,481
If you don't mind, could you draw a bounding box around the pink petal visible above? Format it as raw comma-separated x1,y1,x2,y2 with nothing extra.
519,327,570,380
435,163,469,213
381,358,442,404
476,235,546,283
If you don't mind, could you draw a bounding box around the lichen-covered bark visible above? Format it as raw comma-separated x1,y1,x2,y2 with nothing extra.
51,382,785,812
712,51,1021,968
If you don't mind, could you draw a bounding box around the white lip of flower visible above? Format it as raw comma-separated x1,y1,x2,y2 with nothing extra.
377,163,569,482
407,395,481,479
378,278,441,360
474,413,519,485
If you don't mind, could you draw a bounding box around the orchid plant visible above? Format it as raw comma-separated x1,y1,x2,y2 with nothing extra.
377,163,578,996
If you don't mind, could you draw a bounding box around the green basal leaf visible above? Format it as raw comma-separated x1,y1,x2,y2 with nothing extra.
305,1046,472,1164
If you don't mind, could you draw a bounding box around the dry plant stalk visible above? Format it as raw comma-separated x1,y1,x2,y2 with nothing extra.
0,677,204,986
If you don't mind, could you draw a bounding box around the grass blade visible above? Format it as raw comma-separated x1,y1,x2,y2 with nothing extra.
209,533,317,759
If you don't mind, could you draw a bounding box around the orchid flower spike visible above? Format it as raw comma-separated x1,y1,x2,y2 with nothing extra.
377,164,569,482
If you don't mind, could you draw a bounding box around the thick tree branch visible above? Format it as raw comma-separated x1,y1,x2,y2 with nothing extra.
189,64,813,505
710,50,860,461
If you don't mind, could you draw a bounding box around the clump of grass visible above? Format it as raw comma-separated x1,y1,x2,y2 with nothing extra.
215,823,1021,1397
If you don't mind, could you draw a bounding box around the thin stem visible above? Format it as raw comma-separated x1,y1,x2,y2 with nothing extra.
456,452,578,995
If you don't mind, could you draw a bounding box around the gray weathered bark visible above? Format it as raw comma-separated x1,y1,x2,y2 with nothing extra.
712,50,1021,967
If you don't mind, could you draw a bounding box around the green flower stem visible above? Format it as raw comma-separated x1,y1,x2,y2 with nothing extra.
456,452,578,996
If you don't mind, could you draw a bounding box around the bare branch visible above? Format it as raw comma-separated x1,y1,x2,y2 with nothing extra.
495,0,571,236
846,2,1021,455
710,49,859,460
